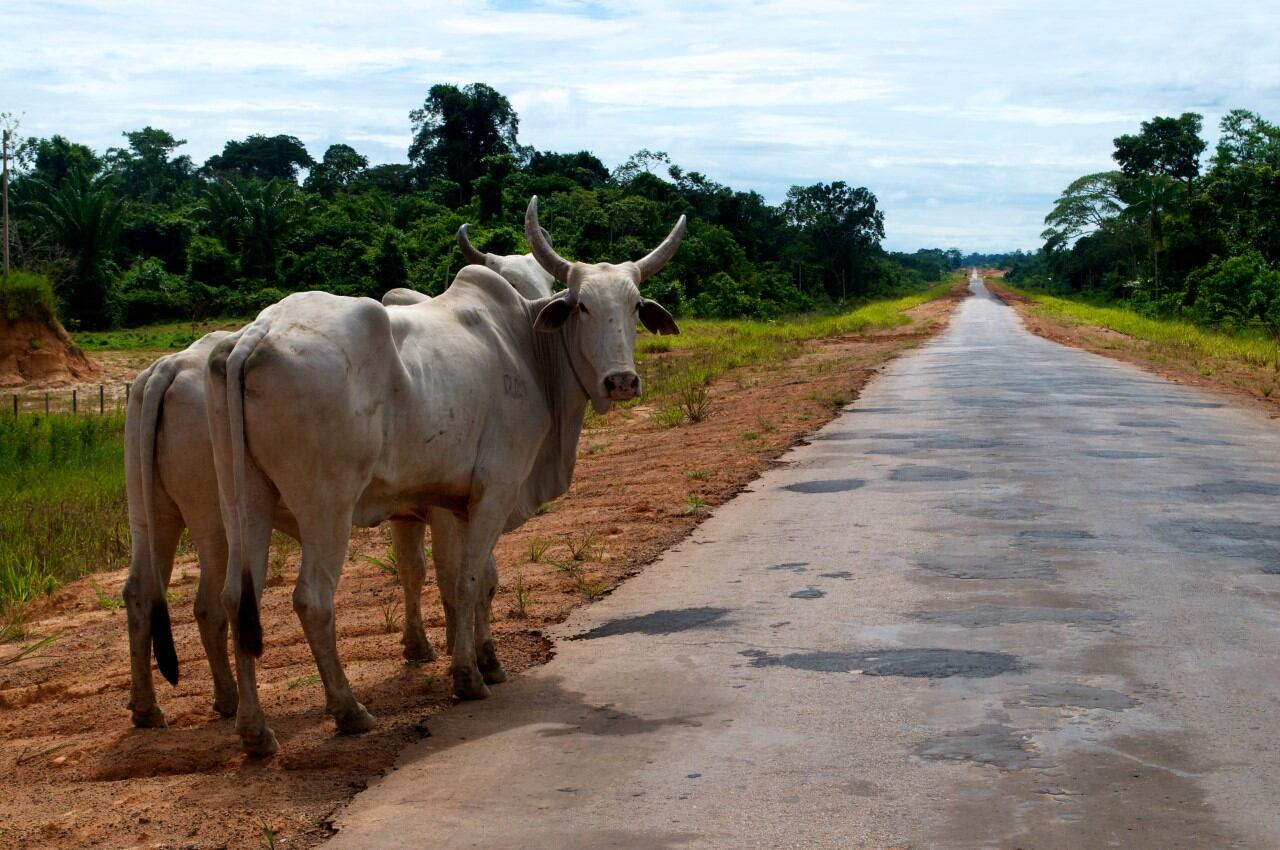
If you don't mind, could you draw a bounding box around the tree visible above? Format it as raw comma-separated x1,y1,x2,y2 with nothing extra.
1119,174,1185,298
304,144,369,198
198,179,303,284
105,127,194,203
24,170,126,327
1113,113,1206,187
409,83,519,205
1041,171,1140,277
204,134,315,181
16,135,101,186
782,182,885,299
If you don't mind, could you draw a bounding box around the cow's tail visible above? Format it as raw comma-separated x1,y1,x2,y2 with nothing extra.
226,320,273,658
138,362,180,685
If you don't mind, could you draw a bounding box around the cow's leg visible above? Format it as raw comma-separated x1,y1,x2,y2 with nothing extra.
388,519,434,662
451,493,512,700
428,507,460,655
475,553,506,685
124,508,183,729
221,480,279,757
294,509,374,735
188,517,237,718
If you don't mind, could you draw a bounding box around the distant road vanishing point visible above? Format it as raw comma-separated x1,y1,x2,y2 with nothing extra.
325,276,1280,849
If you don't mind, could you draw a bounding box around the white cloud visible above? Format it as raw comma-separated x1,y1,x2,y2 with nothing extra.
2,0,1278,251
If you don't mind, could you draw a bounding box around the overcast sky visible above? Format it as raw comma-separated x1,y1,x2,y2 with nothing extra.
4,0,1278,251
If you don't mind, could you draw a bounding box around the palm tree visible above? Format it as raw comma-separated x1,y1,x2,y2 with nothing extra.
1120,174,1185,299
25,170,126,328
200,179,302,283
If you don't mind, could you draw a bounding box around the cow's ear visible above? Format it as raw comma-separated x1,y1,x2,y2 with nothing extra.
534,297,574,332
639,299,680,336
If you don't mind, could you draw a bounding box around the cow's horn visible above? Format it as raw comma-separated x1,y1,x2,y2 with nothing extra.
525,196,573,283
634,215,688,281
457,224,488,266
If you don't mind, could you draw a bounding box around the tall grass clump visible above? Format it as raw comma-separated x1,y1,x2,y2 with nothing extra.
0,271,59,323
0,413,128,632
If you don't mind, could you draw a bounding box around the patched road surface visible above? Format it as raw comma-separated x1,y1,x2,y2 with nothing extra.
325,280,1280,849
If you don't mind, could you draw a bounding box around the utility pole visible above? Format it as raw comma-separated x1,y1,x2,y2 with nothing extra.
1,113,18,278
2,125,10,276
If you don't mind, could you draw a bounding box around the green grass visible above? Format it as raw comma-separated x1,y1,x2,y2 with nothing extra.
1004,284,1280,371
0,413,128,634
71,317,249,351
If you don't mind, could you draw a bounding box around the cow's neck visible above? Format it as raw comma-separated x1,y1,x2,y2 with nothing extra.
511,320,591,528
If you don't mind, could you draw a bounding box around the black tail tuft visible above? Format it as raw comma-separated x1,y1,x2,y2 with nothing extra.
151,602,180,685
237,569,264,658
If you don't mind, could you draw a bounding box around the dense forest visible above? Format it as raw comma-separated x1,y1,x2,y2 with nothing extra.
1,83,962,330
1009,109,1280,336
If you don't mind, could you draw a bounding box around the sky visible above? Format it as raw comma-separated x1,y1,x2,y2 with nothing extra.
3,0,1279,252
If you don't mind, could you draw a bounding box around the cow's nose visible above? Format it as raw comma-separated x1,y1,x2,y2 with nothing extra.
603,371,641,400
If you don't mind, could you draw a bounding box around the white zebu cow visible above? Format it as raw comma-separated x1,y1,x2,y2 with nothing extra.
124,230,555,729
207,197,683,755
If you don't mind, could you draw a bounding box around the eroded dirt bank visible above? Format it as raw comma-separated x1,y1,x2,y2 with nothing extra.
0,290,963,850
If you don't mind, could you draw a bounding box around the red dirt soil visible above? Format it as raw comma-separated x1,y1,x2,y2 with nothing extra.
0,316,99,389
0,288,965,850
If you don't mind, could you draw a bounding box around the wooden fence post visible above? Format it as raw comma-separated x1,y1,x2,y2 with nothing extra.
72,389,77,415
124,382,129,409
11,394,15,416
99,384,104,415
44,392,49,414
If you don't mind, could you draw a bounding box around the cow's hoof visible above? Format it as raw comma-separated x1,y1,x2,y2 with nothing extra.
402,634,436,663
335,703,377,735
452,666,490,701
477,641,507,685
131,705,167,729
213,693,238,718
240,726,280,758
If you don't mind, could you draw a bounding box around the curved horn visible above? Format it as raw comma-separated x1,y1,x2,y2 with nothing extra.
634,215,688,281
539,226,553,248
524,196,573,283
456,224,488,266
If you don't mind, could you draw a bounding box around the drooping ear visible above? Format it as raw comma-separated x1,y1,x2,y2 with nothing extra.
534,296,575,333
639,299,680,335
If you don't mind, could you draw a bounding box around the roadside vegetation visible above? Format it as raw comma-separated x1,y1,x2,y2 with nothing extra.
0,412,127,639
998,109,1280,343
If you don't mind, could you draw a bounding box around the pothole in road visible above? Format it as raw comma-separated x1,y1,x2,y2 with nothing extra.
740,648,1022,678
889,465,974,482
1173,480,1280,501
1083,449,1163,459
946,499,1056,521
570,607,731,640
1015,528,1098,548
918,723,1050,770
819,571,854,580
768,562,809,572
915,555,1058,581
1150,518,1280,570
1009,683,1136,711
782,478,867,494
789,587,825,599
912,606,1123,629
912,435,1014,450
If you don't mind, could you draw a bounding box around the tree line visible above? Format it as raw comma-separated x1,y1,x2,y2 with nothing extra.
2,83,961,330
1011,109,1280,335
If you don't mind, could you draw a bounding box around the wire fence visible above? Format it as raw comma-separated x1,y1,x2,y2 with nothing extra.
8,384,131,417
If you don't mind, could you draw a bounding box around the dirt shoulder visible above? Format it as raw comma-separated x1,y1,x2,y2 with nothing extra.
986,281,1280,420
0,285,966,850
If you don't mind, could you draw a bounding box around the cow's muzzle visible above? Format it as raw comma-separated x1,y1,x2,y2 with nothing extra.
604,371,641,401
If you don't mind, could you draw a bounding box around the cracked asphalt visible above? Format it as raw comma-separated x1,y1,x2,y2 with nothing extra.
324,278,1280,849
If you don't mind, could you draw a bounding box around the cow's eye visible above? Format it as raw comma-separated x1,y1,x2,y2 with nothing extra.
578,302,590,316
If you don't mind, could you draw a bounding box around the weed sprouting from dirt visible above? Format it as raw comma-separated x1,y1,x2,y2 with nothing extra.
89,578,125,611
563,530,600,562
677,379,711,423
511,568,530,619
362,548,398,577
527,536,553,563
683,494,709,515
287,673,320,689
380,601,401,634
269,532,298,581
686,468,709,481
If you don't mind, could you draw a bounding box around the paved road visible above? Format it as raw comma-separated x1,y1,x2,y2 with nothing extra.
326,279,1280,849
